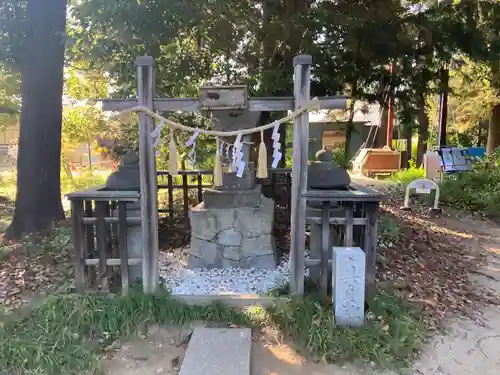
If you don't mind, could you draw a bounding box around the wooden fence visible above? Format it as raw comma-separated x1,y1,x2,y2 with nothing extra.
68,190,141,294
67,169,293,292
67,171,382,296
156,168,293,227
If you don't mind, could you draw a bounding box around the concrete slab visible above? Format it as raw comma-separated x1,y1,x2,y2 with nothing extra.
179,328,251,375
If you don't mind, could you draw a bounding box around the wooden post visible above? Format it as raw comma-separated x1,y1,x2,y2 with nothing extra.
137,56,159,293
95,201,108,291
289,55,312,297
344,202,354,247
84,201,96,288
364,202,379,296
71,199,85,292
320,201,330,299
118,202,129,295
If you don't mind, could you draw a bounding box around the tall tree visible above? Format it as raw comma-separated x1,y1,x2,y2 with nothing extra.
69,0,493,161
448,57,500,149
447,0,500,152
4,0,68,239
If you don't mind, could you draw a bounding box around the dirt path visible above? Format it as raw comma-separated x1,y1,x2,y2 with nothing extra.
405,214,500,375
358,176,500,374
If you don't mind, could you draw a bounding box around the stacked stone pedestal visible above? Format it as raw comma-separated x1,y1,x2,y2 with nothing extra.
187,186,277,269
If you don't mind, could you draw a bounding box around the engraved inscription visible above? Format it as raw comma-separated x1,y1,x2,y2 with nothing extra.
332,247,366,327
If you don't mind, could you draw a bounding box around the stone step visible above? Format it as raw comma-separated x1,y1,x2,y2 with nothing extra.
179,328,251,375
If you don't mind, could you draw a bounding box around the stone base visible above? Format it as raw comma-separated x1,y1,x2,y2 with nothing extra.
187,195,277,269
203,185,262,209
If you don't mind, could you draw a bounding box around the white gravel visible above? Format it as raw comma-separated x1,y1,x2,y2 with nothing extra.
159,251,307,295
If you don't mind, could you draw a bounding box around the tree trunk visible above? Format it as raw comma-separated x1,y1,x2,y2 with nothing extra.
478,119,488,147
416,95,429,167
344,79,358,159
486,104,500,154
404,125,412,168
375,104,388,148
61,154,73,181
87,140,93,171
5,0,67,240
173,134,186,170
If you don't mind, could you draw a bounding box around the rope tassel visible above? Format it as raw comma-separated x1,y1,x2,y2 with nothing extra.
168,129,178,175
257,131,268,179
213,136,223,187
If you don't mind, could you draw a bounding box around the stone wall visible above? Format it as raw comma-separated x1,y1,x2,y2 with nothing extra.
187,196,277,269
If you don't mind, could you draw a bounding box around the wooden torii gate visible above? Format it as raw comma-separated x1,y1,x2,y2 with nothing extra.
101,55,348,296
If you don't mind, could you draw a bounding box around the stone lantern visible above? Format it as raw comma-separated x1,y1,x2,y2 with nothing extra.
306,147,351,281
105,151,142,281
307,146,351,189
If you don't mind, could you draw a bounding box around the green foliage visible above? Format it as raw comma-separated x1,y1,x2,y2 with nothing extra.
62,66,113,147
448,57,500,138
440,149,500,216
0,171,17,199
61,66,126,166
65,0,500,171
0,0,26,66
332,149,350,169
63,64,109,100
0,289,428,375
21,226,73,254
0,169,107,199
62,105,105,149
60,170,107,193
390,161,425,186
0,65,20,128
3,0,499,180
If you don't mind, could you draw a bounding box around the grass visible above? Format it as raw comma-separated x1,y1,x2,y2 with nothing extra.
269,290,427,368
0,286,428,375
390,162,425,186
0,169,108,201
60,170,108,193
0,292,260,375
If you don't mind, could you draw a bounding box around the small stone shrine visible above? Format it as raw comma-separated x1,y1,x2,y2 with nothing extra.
105,151,143,281
187,107,277,270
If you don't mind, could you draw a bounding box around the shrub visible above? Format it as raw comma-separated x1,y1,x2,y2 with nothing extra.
332,149,350,169
390,161,425,186
60,170,108,193
440,149,500,217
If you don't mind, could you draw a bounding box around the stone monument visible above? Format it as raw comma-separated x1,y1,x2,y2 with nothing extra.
187,108,277,269
105,151,142,281
332,246,365,327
